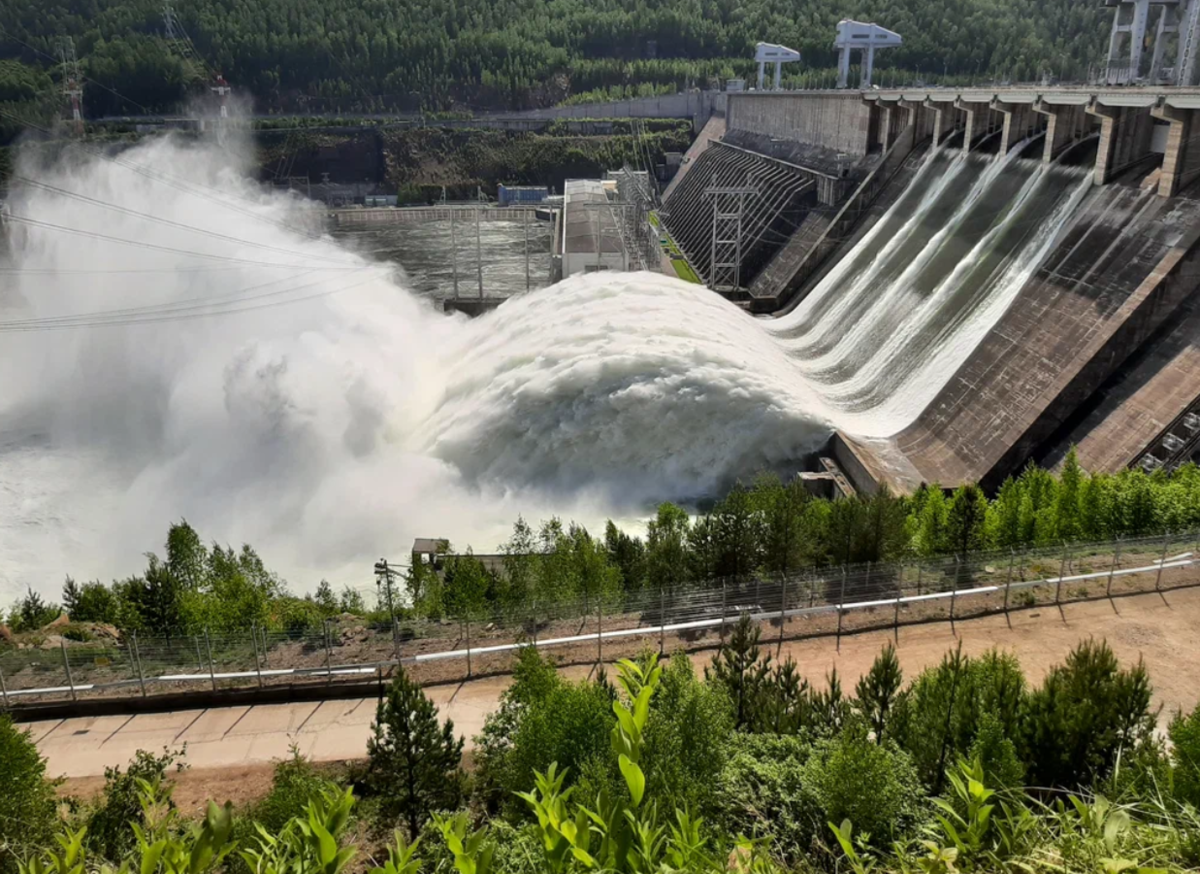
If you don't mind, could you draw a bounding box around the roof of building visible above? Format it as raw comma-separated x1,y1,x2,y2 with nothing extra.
412,537,450,554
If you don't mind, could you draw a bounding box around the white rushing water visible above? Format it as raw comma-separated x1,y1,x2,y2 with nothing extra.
0,135,1093,599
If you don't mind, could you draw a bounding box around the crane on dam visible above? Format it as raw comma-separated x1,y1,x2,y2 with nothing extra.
755,42,801,91
834,20,902,89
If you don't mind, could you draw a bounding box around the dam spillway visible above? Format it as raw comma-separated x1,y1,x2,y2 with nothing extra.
663,87,1200,492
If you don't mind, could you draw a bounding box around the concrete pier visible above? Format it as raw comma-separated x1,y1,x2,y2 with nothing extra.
1033,99,1090,162
1151,101,1200,196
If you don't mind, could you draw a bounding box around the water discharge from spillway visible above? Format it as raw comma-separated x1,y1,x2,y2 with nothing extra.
0,135,1092,598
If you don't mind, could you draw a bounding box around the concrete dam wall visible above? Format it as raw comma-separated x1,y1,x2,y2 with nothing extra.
664,88,1200,489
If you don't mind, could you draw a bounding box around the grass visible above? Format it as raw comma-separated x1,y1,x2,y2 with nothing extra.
649,211,701,284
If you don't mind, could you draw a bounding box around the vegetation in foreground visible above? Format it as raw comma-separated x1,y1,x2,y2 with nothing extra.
7,450,1200,638
5,632,1200,874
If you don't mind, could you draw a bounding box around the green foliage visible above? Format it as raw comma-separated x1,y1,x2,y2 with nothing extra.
61,578,118,625
7,587,61,633
1023,639,1157,790
248,747,336,834
714,734,813,862
367,667,465,836
1169,702,1200,807
640,653,734,813
239,786,355,874
891,646,1025,789
705,614,772,730
800,726,925,849
855,643,903,744
85,747,185,862
0,715,59,874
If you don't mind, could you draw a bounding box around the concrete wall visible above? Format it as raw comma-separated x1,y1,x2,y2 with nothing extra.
727,92,874,157
494,92,724,123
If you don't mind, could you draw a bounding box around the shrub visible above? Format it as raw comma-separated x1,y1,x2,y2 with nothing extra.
800,726,925,849
713,734,813,862
641,652,734,812
891,646,1025,789
0,715,59,873
1170,702,1200,807
7,587,61,633
473,647,614,816
1022,638,1156,790
85,746,185,862
367,666,465,836
250,746,336,832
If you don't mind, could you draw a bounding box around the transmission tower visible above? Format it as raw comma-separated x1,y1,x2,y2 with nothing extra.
705,174,757,293
57,38,84,137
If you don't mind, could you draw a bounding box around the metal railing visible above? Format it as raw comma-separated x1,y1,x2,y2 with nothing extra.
1,531,1196,708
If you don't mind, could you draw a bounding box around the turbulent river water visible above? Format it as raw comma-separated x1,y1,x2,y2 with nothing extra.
0,135,1093,599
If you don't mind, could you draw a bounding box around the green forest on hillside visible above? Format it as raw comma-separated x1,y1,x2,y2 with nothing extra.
0,0,1109,115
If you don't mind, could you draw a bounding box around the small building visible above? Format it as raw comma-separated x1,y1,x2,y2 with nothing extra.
560,179,630,279
411,537,450,570
498,185,549,206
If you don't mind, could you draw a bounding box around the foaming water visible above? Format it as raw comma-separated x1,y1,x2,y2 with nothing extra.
0,137,841,599
0,134,1094,598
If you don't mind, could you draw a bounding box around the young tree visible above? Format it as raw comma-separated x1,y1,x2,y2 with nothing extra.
755,474,809,574
501,516,537,605
855,643,903,743
9,587,61,633
443,552,490,618
706,614,772,730
604,520,645,590
314,580,339,617
338,586,366,615
944,484,989,559
858,488,910,563
915,486,948,557
988,477,1024,549
61,578,118,624
0,715,58,873
646,503,691,591
368,666,465,837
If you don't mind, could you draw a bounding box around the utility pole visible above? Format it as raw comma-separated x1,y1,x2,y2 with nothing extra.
374,558,398,626
704,174,756,293
57,38,84,137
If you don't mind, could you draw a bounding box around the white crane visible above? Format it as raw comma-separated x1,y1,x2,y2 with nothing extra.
834,20,902,89
755,42,801,91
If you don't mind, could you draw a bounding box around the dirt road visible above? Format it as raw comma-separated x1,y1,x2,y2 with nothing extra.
48,587,1200,802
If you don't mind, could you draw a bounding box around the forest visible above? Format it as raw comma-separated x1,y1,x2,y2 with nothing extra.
0,0,1111,116
6,450,1200,638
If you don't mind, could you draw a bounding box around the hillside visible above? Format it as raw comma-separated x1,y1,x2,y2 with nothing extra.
0,0,1109,115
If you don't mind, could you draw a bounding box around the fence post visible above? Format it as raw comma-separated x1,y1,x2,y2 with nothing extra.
809,567,816,608
204,629,217,692
659,587,667,654
194,636,204,673
1107,537,1121,600
916,561,923,597
62,638,76,701
393,617,401,668
950,557,959,624
260,626,269,668
596,597,603,667
720,580,728,642
865,561,872,595
465,619,472,679
1056,541,1068,605
0,665,8,709
132,631,147,698
1004,549,1014,617
250,624,264,689
1156,529,1171,592
532,597,539,648
836,568,847,652
894,563,902,642
323,620,333,684
779,574,788,649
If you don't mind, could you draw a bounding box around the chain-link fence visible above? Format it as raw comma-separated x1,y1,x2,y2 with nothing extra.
2,531,1196,708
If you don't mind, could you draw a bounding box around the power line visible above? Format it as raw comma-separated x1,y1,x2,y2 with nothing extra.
0,269,382,331
12,174,364,266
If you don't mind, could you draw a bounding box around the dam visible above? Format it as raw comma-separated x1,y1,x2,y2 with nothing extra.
660,80,1200,493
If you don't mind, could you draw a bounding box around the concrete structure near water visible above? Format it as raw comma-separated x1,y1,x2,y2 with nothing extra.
656,75,1200,497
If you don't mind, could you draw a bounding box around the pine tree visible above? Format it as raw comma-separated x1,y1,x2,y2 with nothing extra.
917,486,948,557
855,643,903,743
1053,447,1083,542
314,580,338,617
705,614,772,730
368,666,465,837
989,477,1023,549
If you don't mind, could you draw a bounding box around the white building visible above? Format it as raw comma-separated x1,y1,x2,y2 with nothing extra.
560,179,630,279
